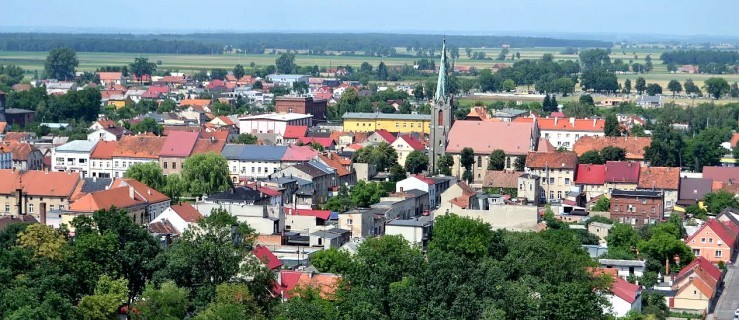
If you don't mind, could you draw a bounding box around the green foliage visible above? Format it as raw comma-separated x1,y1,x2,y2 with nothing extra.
703,190,739,214
644,123,685,167
703,77,730,99
579,150,604,164
310,247,352,274
486,149,506,170
637,228,694,274
77,275,129,320
604,113,620,136
592,197,611,212
635,77,647,93
667,80,683,96
685,203,708,219
131,117,164,135
351,181,388,208
182,153,231,196
399,150,425,174
275,53,296,74
275,286,338,320
124,162,166,190
430,215,501,261
323,186,355,212
352,142,399,172
606,223,640,253
194,283,265,320
234,133,258,144
600,146,626,162
129,57,157,82
0,64,25,88
209,68,228,80
579,94,595,106
437,154,454,176
388,163,407,182
460,147,475,170
233,64,245,79
132,281,189,320
45,47,78,80
684,127,731,171
646,83,662,96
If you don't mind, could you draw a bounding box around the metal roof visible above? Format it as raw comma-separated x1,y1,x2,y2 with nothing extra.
55,140,98,153
342,112,431,121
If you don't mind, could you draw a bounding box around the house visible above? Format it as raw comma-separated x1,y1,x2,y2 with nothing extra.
205,187,270,205
677,177,713,208
598,259,646,279
0,170,81,220
482,170,523,193
281,145,320,166
266,74,309,87
514,116,605,150
88,140,118,178
111,135,166,178
45,81,77,95
524,151,578,202
252,245,283,271
209,116,236,129
385,216,433,249
702,166,739,185
604,161,641,192
670,256,721,312
297,137,335,150
573,136,652,163
149,202,203,235
446,120,538,181
178,99,212,110
51,140,97,177
310,227,351,249
158,131,200,175
365,129,397,144
679,65,700,74
111,178,171,220
275,161,337,204
342,112,432,134
610,189,664,226
276,270,340,301
315,152,356,187
575,164,607,201
87,121,132,142
97,72,126,86
66,185,150,224
685,218,739,263
395,175,455,209
221,145,288,182
239,113,312,136
338,208,386,239
636,95,663,108
275,96,327,121
284,208,332,235
637,167,680,209
282,125,308,145
0,149,11,169
603,271,642,317
588,222,612,242
391,134,425,167
0,141,43,170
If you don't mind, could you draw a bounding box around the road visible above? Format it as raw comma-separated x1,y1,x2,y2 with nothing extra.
710,263,739,320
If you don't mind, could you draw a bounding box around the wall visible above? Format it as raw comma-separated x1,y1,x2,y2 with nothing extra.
527,167,575,202
542,129,604,151
159,156,186,175
343,118,431,134
385,225,425,246
52,150,91,177
687,227,733,263
112,157,158,178
89,158,114,178
436,204,539,231
451,153,523,182
673,283,710,311
606,295,640,318
610,195,664,227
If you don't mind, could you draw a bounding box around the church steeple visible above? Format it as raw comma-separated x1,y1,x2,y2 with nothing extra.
434,37,447,102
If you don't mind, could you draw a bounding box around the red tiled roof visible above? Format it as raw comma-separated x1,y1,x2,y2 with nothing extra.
395,134,424,151
278,270,340,300
604,161,640,183
575,164,606,185
148,219,179,235
0,141,38,161
298,137,335,148
257,186,281,197
702,166,739,185
450,181,477,209
282,145,319,162
159,131,200,157
515,117,605,132
345,143,364,151
447,120,534,155
161,75,186,84
412,174,435,185
253,245,282,270
97,72,123,81
573,136,651,160
317,152,350,177
637,167,680,190
179,99,211,108
686,219,738,248
676,256,721,282
375,129,396,144
525,151,578,169
113,135,166,159
2,132,32,142
69,186,146,212
169,203,203,223
90,141,119,159
0,170,80,197
483,170,523,188
284,126,308,139
285,208,331,220
200,130,230,141
111,178,170,204
536,137,556,152
611,277,640,304
191,138,227,155
214,116,235,126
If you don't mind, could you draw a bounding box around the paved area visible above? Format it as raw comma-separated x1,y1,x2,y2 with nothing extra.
710,264,739,320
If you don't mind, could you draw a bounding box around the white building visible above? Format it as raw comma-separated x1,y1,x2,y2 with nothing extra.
239,113,312,136
605,277,642,317
221,144,288,182
385,216,433,248
149,203,203,233
598,259,646,279
89,141,117,178
45,81,77,95
517,116,605,150
51,140,98,177
395,175,455,209
266,74,309,87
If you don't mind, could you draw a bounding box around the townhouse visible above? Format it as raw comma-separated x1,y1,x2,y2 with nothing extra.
111,135,166,178
0,170,82,219
89,140,118,178
158,131,200,175
514,116,605,150
575,164,607,201
610,189,664,226
51,140,97,177
685,218,738,263
390,134,425,167
573,136,652,164
0,141,43,170
604,161,640,192
396,174,455,209
636,166,680,209
524,151,579,202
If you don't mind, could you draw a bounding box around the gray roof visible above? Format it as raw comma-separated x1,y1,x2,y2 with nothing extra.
81,177,113,193
342,112,431,121
387,216,432,227
293,162,331,178
598,259,646,267
220,144,287,161
311,228,350,239
637,95,662,103
267,74,308,81
55,140,98,153
221,144,244,160
611,189,662,198
492,108,528,117
679,177,712,201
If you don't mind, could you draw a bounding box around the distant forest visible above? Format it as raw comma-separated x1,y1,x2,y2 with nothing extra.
0,33,612,55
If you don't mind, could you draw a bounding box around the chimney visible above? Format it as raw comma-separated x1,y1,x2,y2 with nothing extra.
40,202,47,225
16,188,22,216
569,117,575,126
554,117,558,126
593,118,597,127
129,186,135,199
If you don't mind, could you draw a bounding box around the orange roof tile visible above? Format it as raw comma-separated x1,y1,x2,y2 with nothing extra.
446,120,534,155
179,99,212,108
573,136,651,160
317,152,350,176
731,133,739,147
278,270,341,300
637,167,680,190
525,151,578,169
90,141,119,160
111,178,170,204
69,186,146,212
0,141,39,161
113,135,166,159
0,170,81,197
191,138,227,155
2,132,32,142
515,117,605,132
483,170,523,188
0,122,7,134
169,203,203,223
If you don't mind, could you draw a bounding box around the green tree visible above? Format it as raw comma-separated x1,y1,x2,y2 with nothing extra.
234,133,258,144
684,79,701,96
131,117,164,135
684,127,730,171
275,53,296,74
437,154,454,176
502,79,516,92
124,162,166,190
17,224,67,261
667,80,683,96
579,94,595,106
182,153,231,196
604,113,620,136
591,197,610,212
635,77,647,94
194,283,265,320
233,64,245,79
513,156,526,171
209,68,228,80
703,190,739,214
162,173,188,202
487,149,506,170
646,83,662,96
377,61,388,81
404,150,428,174
77,276,129,320
624,78,632,94
132,281,190,320
637,231,693,274
579,150,604,164
412,83,424,100
430,214,499,261
276,286,339,320
644,123,685,167
352,142,399,172
703,77,730,99
600,146,626,161
130,57,157,84
44,48,78,80
606,223,640,253
310,247,352,274
351,181,388,208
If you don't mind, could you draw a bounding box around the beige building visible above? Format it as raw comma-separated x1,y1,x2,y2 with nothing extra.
0,170,81,221
390,134,425,167
338,208,385,239
524,151,578,203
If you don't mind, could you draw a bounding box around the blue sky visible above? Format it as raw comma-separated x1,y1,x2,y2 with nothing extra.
2,0,737,37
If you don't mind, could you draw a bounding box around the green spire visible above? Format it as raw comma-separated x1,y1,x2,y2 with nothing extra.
434,37,447,102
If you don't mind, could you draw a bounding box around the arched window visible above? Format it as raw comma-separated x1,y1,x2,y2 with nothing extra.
437,110,444,125
477,156,482,168
505,157,511,168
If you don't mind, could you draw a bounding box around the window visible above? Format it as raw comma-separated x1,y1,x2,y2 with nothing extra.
347,219,353,225
123,162,127,168
477,156,482,168
67,158,74,162
564,178,570,185
651,207,656,213
50,205,54,211
715,250,722,257
549,177,554,184
709,238,713,243
557,191,562,199
79,159,87,164
549,191,554,199
701,238,706,243
251,167,255,173
164,162,168,169
172,162,176,169
4,204,8,212
641,199,647,205
29,204,33,213
519,183,524,191
56,157,64,163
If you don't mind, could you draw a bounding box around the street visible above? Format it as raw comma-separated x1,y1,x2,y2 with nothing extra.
710,264,739,320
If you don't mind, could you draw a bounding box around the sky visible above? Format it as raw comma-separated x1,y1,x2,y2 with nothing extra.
2,0,738,38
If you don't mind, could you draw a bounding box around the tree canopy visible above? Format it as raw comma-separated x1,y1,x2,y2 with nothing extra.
45,48,78,80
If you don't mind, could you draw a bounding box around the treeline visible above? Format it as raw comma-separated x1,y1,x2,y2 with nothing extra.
0,32,611,55
0,33,221,54
660,50,739,65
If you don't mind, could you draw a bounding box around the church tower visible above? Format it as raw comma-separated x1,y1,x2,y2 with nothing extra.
429,38,454,174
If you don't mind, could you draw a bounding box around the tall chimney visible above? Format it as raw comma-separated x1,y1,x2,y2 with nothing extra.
129,186,135,199
40,202,47,225
16,188,22,216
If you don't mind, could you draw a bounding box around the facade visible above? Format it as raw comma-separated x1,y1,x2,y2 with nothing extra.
87,126,132,142
275,96,327,121
609,189,664,227
514,116,605,150
65,186,149,225
685,219,738,263
575,164,607,200
275,161,337,204
239,113,312,136
111,135,165,178
604,161,641,192
222,144,288,182
89,141,118,178
606,277,642,317
524,151,579,203
149,203,203,234
0,141,43,171
636,167,680,209
517,173,541,205
266,74,309,87
385,216,433,249
669,257,720,312
97,72,126,86
395,175,454,209
0,149,12,169
0,170,81,219
51,140,97,177
338,208,386,239
111,178,171,221
390,134,425,167
342,112,432,134
158,131,200,175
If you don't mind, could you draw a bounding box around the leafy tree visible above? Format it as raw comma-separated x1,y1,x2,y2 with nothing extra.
502,79,516,92
579,150,604,164
194,283,265,320
292,81,309,94
233,64,245,79
359,61,373,72
130,57,157,84
591,197,611,212
606,223,640,253
323,186,355,212
430,214,500,261
600,146,626,161
124,162,166,190
684,127,730,171
310,247,352,274
637,230,693,274
377,61,388,81
703,190,739,214
646,83,662,96
487,149,506,170
579,94,595,106
209,68,227,80
513,156,526,171
275,53,296,74
162,173,188,203
404,150,428,174
604,113,620,136
234,133,258,144
635,77,647,94
77,276,129,320
703,77,730,99
460,147,475,170
131,281,189,320
352,142,399,172
667,80,682,96
44,48,78,80
17,224,67,261
351,181,388,208
684,79,701,96
644,123,685,167
437,154,454,176
252,80,263,89
182,153,231,196
131,117,164,135
412,83,424,100
624,78,632,94
0,64,25,88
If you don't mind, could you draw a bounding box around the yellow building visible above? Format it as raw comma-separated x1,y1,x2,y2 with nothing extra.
342,112,431,134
